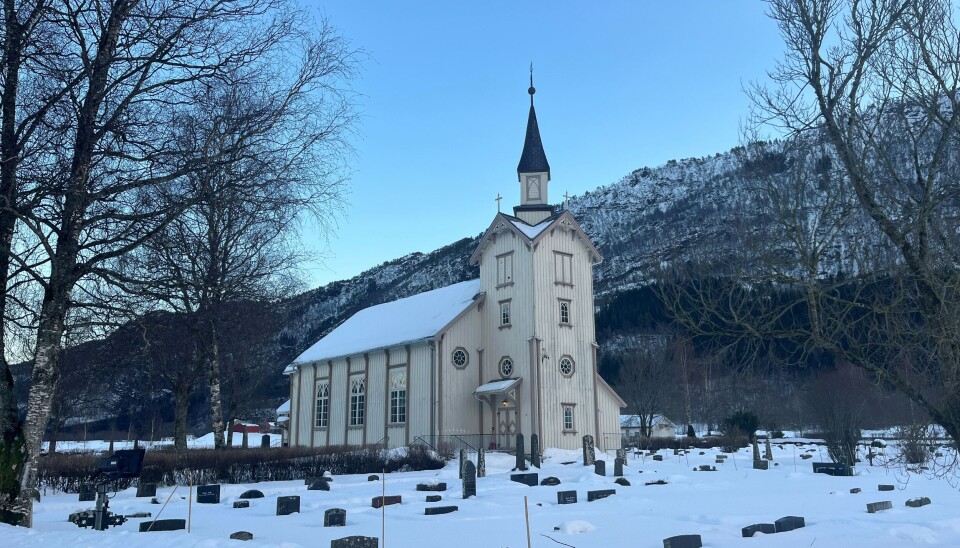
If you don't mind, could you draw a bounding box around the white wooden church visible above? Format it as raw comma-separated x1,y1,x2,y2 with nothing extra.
283,82,625,452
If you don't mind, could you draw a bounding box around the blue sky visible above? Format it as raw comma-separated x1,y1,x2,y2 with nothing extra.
302,1,785,287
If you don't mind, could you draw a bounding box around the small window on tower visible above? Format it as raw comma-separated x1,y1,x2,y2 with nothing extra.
554,252,573,286
559,300,571,325
499,300,511,328
526,175,541,201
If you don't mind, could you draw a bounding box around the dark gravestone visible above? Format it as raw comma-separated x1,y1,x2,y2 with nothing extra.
330,536,378,548
587,489,616,502
614,457,624,477
230,531,254,541
261,434,270,448
459,449,467,479
425,495,442,502
371,495,402,509
511,473,538,487
239,489,264,499
698,465,716,472
800,454,813,460
867,501,893,513
774,516,806,532
614,477,631,486
663,534,702,548
741,523,776,537
515,433,527,470
540,476,561,486
906,497,932,508
531,434,540,468
753,460,769,470
878,484,895,491
752,439,762,465
477,448,486,478
765,438,774,460
582,435,595,466
595,459,606,476
424,505,458,515
197,485,221,504
416,482,447,492
813,462,853,476
557,490,577,504
368,475,379,481
79,483,96,502
277,495,301,516
616,448,626,463
462,460,476,499
233,501,250,509
324,508,346,527
652,454,664,461
139,519,186,532
308,478,331,491
850,487,862,493
136,483,157,498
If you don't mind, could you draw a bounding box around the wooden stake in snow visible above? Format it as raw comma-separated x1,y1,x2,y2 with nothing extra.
524,496,532,548
382,468,386,547
188,472,193,533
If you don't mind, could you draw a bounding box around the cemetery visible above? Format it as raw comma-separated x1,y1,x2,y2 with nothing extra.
6,432,960,547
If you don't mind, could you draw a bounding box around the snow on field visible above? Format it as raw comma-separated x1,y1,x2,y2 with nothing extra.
6,443,960,547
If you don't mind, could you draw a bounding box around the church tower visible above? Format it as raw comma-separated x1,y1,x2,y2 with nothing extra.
515,72,554,225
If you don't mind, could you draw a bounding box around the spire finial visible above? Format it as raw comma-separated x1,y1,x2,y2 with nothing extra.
528,63,535,104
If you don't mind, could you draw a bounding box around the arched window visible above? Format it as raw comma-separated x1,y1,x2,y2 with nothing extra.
349,377,365,426
315,382,329,428
562,405,575,431
499,356,514,377
389,371,406,424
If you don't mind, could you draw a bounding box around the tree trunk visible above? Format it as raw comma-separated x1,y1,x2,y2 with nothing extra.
173,383,189,462
226,418,234,448
207,320,226,450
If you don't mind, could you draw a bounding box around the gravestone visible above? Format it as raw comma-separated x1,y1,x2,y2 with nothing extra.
582,435,595,466
662,534,702,548
698,465,717,472
233,501,250,509
906,497,931,508
741,523,776,537
277,495,300,516
614,477,631,486
477,448,486,478
878,484,895,491
774,515,805,532
424,505,458,515
330,536,378,548
540,476,561,486
614,457,624,477
139,519,186,532
753,460,769,470
459,449,467,479
324,508,346,527
587,489,615,502
371,495,401,509
652,454,664,461
261,434,270,448
425,495,442,502
557,490,577,504
136,483,157,498
850,488,862,494
515,433,527,470
531,434,540,468
308,478,331,491
867,501,893,513
616,448,626,463
230,531,254,541
197,485,221,504
510,473,538,487
462,460,476,499
764,438,773,460
752,439,762,465
813,462,853,476
416,482,446,492
240,489,264,499
368,475,379,481
594,460,606,476
79,483,96,502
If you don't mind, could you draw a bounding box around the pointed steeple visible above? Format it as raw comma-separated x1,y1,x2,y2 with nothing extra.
517,67,550,181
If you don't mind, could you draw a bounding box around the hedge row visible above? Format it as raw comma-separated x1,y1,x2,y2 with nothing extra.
38,444,444,495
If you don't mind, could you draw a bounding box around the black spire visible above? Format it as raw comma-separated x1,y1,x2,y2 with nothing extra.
516,66,550,181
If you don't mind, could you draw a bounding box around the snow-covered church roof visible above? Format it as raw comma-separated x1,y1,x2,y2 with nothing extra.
285,279,481,373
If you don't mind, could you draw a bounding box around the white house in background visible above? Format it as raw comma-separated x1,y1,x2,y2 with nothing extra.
283,82,625,452
276,399,290,444
620,414,679,439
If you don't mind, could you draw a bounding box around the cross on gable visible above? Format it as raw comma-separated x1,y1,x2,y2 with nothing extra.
495,193,503,212
563,191,571,208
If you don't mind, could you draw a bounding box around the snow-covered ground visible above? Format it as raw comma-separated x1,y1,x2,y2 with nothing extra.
7,443,960,547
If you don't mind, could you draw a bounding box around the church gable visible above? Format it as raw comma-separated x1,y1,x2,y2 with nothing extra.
469,211,601,266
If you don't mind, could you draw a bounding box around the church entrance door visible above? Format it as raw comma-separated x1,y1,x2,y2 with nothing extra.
496,405,517,450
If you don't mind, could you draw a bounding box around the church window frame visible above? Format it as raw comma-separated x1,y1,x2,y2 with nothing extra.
452,347,469,369
499,299,512,328
559,355,575,377
314,381,330,429
558,299,571,326
389,370,407,424
498,356,514,378
496,252,514,287
526,175,541,202
554,252,573,286
349,377,365,427
562,404,576,432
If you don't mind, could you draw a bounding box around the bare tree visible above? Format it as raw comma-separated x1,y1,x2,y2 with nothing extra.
614,335,675,438
663,0,960,456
